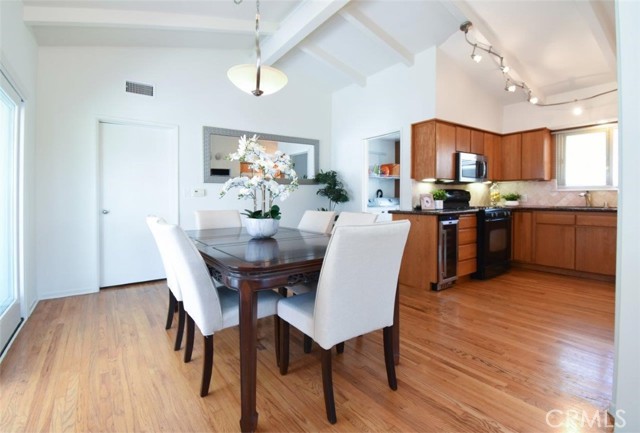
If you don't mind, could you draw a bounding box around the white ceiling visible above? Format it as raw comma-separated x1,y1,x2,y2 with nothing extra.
22,0,617,105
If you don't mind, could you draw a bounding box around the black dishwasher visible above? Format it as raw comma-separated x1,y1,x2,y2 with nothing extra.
432,214,459,291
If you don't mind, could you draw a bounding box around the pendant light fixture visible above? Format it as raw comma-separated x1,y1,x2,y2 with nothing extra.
227,0,288,96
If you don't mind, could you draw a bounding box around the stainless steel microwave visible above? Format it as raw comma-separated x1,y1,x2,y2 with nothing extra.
456,152,488,182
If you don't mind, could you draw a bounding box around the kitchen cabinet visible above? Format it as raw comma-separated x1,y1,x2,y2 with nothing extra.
500,133,522,180
511,210,617,278
483,132,501,180
534,212,575,269
455,126,471,152
458,214,477,276
521,129,551,180
512,211,533,262
392,214,438,290
575,214,617,275
470,130,484,155
411,120,456,180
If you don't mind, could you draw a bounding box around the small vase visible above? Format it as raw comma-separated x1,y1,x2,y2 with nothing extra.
245,218,279,239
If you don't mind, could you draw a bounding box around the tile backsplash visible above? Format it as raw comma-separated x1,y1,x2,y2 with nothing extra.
412,180,618,208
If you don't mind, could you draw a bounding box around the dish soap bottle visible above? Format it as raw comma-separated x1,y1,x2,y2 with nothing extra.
489,183,500,206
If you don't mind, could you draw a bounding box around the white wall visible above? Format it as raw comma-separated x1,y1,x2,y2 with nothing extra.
332,48,439,211
35,47,332,299
612,1,640,430
435,48,503,132
0,0,39,316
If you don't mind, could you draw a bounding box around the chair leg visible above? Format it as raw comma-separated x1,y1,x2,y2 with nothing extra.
174,301,185,351
184,313,195,363
200,335,214,397
274,316,281,367
279,319,290,375
383,326,398,391
321,348,337,424
303,335,313,353
336,342,344,354
166,290,176,329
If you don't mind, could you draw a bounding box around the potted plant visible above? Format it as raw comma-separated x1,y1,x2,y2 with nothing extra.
502,192,521,206
219,135,298,238
315,170,350,211
432,189,447,209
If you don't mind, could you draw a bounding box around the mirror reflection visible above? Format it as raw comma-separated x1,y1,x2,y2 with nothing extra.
203,126,319,184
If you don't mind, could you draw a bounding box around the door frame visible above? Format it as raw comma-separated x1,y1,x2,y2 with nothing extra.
95,117,180,289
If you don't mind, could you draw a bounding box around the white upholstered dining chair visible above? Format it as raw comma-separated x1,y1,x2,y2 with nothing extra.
147,216,185,351
194,209,242,230
277,220,410,424
331,211,377,232
297,210,336,234
154,219,281,397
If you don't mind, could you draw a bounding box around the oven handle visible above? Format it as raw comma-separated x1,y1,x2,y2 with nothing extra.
484,217,511,223
439,229,445,280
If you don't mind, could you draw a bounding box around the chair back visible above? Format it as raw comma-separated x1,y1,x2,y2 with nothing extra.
154,220,224,335
146,216,181,301
331,211,377,233
194,210,242,230
313,221,410,349
297,210,336,234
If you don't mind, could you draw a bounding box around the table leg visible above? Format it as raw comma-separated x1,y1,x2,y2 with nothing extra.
393,283,400,365
239,281,259,433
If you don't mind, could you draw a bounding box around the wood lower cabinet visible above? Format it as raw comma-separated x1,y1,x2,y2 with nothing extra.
393,214,438,290
458,214,477,276
512,210,617,277
512,211,533,262
575,214,617,275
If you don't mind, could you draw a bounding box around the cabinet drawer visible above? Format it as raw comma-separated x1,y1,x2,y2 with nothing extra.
458,243,477,261
458,228,477,245
458,215,477,229
458,258,477,276
535,212,575,225
576,214,617,227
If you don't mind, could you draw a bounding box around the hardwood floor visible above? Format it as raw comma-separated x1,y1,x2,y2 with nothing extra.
0,269,615,432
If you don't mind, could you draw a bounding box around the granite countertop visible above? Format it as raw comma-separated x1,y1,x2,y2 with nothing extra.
507,205,617,213
390,205,617,216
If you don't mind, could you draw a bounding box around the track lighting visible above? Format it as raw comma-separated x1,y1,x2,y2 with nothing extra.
459,20,617,108
471,45,482,63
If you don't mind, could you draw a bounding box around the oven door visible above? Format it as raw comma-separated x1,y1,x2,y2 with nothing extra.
475,216,512,279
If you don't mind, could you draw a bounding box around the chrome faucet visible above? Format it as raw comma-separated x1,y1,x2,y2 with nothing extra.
579,191,592,207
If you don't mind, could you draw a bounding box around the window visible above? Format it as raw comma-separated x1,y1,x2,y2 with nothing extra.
555,124,618,189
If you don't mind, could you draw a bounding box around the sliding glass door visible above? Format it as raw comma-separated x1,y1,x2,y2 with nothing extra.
0,70,22,355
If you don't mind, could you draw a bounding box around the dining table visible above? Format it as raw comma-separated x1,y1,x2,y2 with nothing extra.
187,226,400,433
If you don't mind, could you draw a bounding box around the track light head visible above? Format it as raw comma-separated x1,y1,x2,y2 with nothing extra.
471,45,482,63
505,80,516,92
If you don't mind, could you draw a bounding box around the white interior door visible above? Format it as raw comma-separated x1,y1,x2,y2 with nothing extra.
99,121,178,288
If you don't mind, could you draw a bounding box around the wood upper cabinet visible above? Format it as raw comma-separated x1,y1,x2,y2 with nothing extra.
575,214,617,275
470,130,484,155
534,212,576,270
483,132,501,180
455,126,471,152
411,120,456,180
521,129,551,180
500,133,522,180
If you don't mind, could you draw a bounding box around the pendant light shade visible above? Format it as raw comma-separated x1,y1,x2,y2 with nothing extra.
228,0,288,96
227,64,288,96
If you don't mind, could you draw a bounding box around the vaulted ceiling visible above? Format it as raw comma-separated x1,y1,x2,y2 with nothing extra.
23,0,617,105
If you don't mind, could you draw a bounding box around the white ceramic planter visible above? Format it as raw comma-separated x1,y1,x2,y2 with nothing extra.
245,218,279,239
504,200,520,207
435,200,444,209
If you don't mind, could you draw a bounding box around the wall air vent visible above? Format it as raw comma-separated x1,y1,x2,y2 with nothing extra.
126,81,154,97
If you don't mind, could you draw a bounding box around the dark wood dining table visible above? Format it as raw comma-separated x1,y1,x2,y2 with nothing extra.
187,226,400,433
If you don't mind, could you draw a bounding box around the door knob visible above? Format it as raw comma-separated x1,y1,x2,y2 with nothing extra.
102,209,110,214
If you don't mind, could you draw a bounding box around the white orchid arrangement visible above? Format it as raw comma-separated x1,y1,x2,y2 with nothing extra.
219,135,299,219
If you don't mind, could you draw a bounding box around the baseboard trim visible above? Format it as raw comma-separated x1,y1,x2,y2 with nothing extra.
511,262,615,283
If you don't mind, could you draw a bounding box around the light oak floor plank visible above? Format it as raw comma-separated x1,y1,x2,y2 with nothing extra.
0,269,615,432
